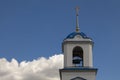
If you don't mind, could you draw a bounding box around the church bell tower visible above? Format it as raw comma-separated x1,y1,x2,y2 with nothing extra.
59,7,98,80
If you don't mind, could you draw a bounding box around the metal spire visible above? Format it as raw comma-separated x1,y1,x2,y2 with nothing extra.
75,6,80,32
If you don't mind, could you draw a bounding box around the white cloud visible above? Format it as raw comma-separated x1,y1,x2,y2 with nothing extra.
0,54,63,80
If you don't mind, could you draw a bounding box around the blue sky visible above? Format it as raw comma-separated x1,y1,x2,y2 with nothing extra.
0,0,120,80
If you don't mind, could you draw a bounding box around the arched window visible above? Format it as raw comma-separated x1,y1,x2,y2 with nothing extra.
73,46,83,67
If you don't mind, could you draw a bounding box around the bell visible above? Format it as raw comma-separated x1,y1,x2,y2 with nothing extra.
73,56,82,64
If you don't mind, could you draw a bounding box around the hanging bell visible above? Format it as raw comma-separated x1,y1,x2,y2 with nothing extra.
73,56,82,64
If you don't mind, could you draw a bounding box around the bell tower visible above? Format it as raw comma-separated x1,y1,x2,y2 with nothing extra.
59,7,98,80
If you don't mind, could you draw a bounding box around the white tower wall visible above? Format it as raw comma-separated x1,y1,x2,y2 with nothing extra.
63,38,93,68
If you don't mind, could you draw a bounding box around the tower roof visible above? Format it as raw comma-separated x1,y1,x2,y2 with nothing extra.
66,32,90,39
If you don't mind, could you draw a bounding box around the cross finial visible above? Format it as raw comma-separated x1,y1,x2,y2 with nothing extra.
75,6,80,32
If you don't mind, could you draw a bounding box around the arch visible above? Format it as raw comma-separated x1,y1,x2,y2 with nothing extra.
72,46,83,66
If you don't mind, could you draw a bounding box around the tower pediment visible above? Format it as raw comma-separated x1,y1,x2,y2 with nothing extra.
71,77,86,80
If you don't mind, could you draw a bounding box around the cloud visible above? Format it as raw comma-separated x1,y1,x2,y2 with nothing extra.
0,54,63,80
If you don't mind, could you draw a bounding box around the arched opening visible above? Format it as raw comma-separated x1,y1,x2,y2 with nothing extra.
73,46,83,67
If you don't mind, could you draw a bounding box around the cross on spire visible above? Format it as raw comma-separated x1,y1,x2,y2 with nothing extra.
75,6,80,32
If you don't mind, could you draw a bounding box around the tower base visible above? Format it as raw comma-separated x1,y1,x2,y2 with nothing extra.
59,67,98,80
